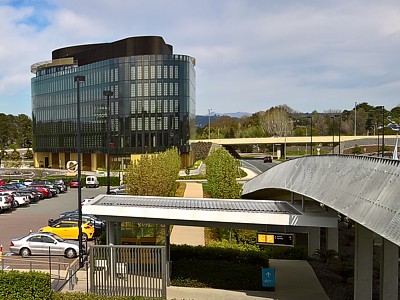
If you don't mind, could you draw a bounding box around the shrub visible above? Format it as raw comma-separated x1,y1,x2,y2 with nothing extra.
0,270,51,300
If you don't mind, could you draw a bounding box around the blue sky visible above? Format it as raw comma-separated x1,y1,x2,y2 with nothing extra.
0,0,399,116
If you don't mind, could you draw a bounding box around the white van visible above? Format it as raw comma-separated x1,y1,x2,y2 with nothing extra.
85,176,99,188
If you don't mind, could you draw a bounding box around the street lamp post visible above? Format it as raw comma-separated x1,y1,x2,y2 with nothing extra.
208,109,212,139
307,116,313,155
382,106,385,158
103,91,113,194
331,116,335,154
284,120,295,159
354,101,357,136
376,106,385,157
74,75,85,268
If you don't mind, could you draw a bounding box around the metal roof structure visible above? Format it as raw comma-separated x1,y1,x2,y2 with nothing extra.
82,194,337,230
242,155,400,247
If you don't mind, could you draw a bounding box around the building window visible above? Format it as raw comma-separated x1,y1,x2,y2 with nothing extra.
130,83,135,97
150,82,155,96
157,82,162,96
143,66,148,79
164,66,168,78
137,65,142,80
150,66,155,79
157,65,162,79
143,82,149,97
131,66,135,80
150,99,155,113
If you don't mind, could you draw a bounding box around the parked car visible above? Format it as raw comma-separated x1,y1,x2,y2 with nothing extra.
49,214,105,237
0,192,16,209
69,179,80,188
85,176,99,188
263,155,273,163
109,185,126,195
0,179,6,186
9,179,20,184
9,232,81,258
0,195,12,212
59,210,106,234
30,184,57,197
54,179,68,192
23,179,34,186
39,220,95,241
28,186,52,198
17,190,39,204
10,192,30,207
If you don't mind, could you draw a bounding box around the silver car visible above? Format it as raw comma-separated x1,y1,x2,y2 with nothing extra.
109,185,126,195
9,232,80,259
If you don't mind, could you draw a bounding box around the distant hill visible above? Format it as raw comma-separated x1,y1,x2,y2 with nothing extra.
195,112,251,127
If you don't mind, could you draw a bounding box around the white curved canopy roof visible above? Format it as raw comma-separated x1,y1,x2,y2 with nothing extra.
242,155,400,247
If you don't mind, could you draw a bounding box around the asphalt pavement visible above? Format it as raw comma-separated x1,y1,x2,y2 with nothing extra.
0,186,106,251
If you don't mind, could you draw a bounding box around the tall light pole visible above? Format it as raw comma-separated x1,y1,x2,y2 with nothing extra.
307,116,313,155
284,120,295,159
74,75,85,268
354,101,357,136
208,108,212,139
337,114,342,154
376,106,385,157
331,116,335,154
103,91,113,194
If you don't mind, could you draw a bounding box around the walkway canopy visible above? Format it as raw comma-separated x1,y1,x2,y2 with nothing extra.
82,194,337,230
242,155,400,247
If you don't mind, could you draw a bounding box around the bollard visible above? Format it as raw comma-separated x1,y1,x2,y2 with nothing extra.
0,244,2,263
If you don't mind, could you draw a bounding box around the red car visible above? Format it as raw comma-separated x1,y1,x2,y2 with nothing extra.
69,179,80,188
30,186,51,198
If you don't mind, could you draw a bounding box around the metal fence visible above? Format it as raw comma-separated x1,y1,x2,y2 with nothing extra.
89,245,166,298
0,254,75,291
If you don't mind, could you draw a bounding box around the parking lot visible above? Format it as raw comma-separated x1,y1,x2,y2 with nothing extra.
0,185,107,255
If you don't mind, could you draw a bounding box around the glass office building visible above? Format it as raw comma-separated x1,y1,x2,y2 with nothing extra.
31,36,196,170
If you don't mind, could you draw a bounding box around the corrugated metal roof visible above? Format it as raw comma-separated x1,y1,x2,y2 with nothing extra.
242,155,400,247
91,195,300,215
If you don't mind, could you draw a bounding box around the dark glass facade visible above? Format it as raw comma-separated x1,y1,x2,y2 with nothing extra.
31,37,196,169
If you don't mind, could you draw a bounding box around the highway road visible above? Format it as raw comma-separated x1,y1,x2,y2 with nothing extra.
240,158,278,175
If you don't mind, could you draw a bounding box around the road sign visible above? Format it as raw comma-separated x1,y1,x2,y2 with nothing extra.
257,232,294,246
262,267,275,288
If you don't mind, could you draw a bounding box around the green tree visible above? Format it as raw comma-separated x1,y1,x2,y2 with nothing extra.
205,147,242,199
125,148,181,196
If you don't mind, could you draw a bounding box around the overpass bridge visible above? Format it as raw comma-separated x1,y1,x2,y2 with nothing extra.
190,135,397,146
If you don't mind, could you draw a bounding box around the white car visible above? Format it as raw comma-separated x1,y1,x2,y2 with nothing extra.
1,191,29,207
24,179,34,186
13,192,30,207
109,185,126,195
0,195,11,212
9,232,81,258
85,176,99,188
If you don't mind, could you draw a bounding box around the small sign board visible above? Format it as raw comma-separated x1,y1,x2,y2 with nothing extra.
262,267,275,288
257,232,294,246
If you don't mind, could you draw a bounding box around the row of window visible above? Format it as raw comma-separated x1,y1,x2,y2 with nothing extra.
34,97,180,122
36,129,180,150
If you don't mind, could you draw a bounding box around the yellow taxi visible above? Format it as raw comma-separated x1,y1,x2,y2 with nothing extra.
39,220,95,241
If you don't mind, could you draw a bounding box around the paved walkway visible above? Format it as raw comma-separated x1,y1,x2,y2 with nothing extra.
170,182,205,246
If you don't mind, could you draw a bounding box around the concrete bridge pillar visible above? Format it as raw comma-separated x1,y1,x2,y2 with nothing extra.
380,238,398,300
326,227,338,252
354,224,373,300
308,227,320,257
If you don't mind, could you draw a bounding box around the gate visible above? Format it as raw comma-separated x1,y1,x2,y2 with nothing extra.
89,245,166,298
